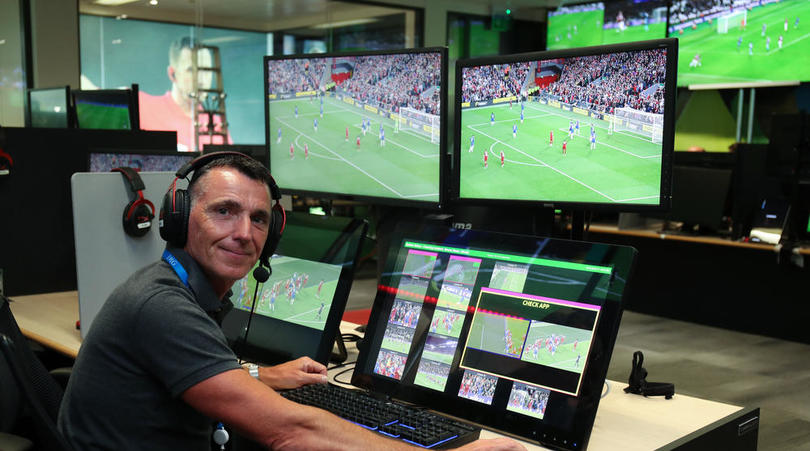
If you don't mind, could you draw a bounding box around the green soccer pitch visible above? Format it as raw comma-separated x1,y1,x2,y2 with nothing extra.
601,22,668,45
76,103,130,129
466,313,530,358
437,285,471,311
232,256,341,331
430,308,464,338
459,102,663,205
489,264,528,292
268,96,441,202
414,367,449,391
520,322,593,374
675,0,810,86
547,9,604,50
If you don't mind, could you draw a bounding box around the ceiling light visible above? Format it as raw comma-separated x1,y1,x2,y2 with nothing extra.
149,0,158,4
310,18,377,30
93,0,140,5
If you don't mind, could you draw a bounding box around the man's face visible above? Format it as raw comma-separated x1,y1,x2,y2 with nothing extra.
184,167,271,296
170,47,214,99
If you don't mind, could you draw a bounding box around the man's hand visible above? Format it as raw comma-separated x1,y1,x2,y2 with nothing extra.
259,357,328,390
457,437,528,451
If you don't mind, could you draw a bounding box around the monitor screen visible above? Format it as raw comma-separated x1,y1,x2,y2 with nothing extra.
668,0,810,87
27,86,71,128
453,38,677,211
547,2,605,50
668,165,733,232
264,48,447,208
88,151,196,172
221,213,368,366
602,0,668,45
73,87,139,130
352,225,637,450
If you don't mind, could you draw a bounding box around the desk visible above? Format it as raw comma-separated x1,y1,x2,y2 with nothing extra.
586,224,810,344
11,291,759,450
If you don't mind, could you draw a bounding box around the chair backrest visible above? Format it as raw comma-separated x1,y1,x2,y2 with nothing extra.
0,296,64,420
0,333,75,451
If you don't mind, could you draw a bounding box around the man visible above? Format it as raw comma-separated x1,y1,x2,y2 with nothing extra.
58,154,524,451
139,37,233,152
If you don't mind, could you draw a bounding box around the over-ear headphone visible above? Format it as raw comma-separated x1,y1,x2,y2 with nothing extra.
112,167,155,238
158,151,285,269
0,125,11,178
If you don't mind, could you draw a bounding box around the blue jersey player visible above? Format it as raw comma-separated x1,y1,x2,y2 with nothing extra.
520,110,524,123
575,120,580,135
313,118,318,132
590,128,597,150
379,127,386,147
490,112,495,126
568,121,575,139
294,105,298,119
513,123,518,138
276,127,282,143
319,103,324,118
469,135,475,152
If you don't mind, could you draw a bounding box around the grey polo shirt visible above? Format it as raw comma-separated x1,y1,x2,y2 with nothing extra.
58,246,242,451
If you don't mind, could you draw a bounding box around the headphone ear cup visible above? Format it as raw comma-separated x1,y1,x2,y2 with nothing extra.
261,205,285,263
159,188,190,246
123,201,154,238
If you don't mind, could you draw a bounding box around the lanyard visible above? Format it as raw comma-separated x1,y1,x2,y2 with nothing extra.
162,250,190,288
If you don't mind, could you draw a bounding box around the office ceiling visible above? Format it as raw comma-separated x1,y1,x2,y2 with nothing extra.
78,0,551,32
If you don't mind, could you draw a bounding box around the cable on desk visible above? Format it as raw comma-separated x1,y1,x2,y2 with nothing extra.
340,333,362,343
331,363,357,385
601,380,610,399
328,359,356,371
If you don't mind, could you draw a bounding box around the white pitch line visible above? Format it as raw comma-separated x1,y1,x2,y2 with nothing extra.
277,116,404,197
468,125,618,202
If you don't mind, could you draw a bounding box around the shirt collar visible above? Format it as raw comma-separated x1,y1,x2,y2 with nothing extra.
163,245,233,322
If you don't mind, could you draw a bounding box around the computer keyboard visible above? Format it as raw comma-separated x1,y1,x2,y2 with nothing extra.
281,383,481,449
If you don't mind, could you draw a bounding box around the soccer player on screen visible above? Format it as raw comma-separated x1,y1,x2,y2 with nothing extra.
313,118,318,132
316,301,326,320
513,124,517,138
749,41,754,56
276,127,282,144
779,35,783,49
568,121,575,140
575,120,580,136
319,103,323,118
785,18,789,32
500,150,505,167
345,126,349,142
304,143,309,160
379,128,385,147
562,140,567,155
737,36,743,51
469,135,475,152
766,37,771,51
549,130,554,147
689,53,701,68
289,142,294,159
590,129,597,150
762,23,767,37
520,110,524,124
490,112,495,126
356,136,361,150
317,279,324,298
294,105,298,119
795,17,800,29
483,151,488,168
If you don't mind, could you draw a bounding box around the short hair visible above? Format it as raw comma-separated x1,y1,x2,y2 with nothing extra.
187,154,274,206
169,36,198,68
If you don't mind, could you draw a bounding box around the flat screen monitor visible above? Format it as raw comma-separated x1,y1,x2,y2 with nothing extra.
88,150,196,173
352,225,637,450
264,48,447,208
221,213,368,366
27,86,71,128
547,2,606,50
668,0,810,87
453,38,677,211
73,85,140,130
602,0,668,45
668,165,733,232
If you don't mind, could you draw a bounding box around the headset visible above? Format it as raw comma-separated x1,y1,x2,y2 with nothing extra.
624,350,675,399
112,167,156,238
0,125,11,178
158,151,285,271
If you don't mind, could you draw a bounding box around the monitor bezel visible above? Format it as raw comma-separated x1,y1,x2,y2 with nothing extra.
350,224,637,450
72,84,140,131
25,85,72,128
451,38,677,212
263,47,449,210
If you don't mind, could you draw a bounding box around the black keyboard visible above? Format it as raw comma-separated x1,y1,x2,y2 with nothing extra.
281,383,481,449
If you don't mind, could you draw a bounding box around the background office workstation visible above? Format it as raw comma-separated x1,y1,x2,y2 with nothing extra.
2,0,810,449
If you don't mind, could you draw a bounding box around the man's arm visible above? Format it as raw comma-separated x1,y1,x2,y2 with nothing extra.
182,368,526,450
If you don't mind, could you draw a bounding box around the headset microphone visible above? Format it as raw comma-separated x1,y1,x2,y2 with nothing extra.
253,265,270,283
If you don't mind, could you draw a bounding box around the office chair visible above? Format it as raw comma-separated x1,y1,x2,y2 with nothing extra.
0,334,75,451
0,295,74,451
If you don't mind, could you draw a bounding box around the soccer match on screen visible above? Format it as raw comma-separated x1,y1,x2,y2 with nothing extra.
458,47,667,205
266,52,442,202
232,256,342,331
547,0,668,49
670,0,810,86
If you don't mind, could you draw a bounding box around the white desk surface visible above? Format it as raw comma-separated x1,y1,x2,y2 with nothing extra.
10,291,745,450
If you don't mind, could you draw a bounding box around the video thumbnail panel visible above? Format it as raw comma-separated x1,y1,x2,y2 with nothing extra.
458,369,498,405
460,288,600,396
507,382,551,420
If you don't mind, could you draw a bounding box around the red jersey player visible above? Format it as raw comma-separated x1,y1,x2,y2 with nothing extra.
483,151,488,168
356,135,361,149
562,140,567,155
289,142,294,159
345,126,349,142
549,130,554,147
500,150,505,167
304,143,309,159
